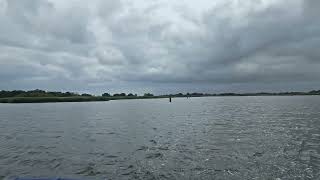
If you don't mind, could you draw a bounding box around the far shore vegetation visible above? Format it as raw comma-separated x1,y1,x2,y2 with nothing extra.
0,89,320,103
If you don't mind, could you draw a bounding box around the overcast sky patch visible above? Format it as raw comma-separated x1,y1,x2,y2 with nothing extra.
0,0,319,94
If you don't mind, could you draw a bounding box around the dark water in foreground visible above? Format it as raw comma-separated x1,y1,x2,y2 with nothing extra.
0,96,319,180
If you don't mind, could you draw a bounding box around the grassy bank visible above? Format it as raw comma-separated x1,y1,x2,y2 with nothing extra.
1,93,320,103
0,95,172,103
0,96,111,103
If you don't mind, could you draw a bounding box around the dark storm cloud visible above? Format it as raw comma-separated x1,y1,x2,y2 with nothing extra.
0,0,319,93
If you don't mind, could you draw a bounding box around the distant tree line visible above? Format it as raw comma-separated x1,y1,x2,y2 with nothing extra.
1,89,320,99
102,93,138,97
0,89,80,98
0,89,145,98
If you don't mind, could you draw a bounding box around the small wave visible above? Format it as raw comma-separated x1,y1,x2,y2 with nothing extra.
76,166,101,176
146,152,163,159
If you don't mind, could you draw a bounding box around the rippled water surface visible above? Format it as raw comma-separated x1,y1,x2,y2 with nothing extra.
0,96,319,180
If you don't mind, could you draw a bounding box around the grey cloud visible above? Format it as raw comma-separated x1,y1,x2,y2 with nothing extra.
0,0,319,93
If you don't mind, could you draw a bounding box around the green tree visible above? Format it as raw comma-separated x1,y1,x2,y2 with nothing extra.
113,93,126,97
102,93,111,97
81,93,92,97
144,93,154,97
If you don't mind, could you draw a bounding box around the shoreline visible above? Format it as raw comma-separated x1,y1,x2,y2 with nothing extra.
1,94,320,104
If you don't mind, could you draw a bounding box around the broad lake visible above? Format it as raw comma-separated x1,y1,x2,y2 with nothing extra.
0,96,319,179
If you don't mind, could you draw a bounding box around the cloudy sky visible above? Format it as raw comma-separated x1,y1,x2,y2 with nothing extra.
0,0,319,94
